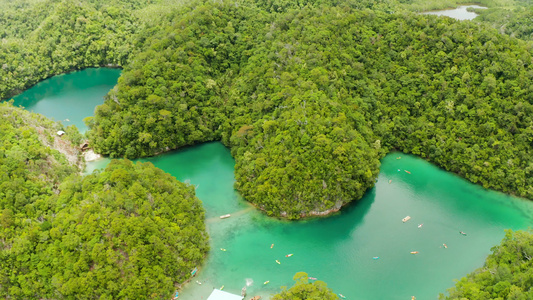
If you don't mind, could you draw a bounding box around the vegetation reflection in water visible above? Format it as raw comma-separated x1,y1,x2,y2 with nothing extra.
87,142,532,300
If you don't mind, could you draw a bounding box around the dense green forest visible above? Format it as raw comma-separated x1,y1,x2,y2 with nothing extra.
3,0,533,297
0,0,154,99
0,103,208,298
4,0,533,219
83,0,533,218
441,230,533,299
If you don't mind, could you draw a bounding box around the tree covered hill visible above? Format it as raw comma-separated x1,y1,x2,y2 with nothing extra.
85,1,533,218
0,103,209,299
3,1,533,220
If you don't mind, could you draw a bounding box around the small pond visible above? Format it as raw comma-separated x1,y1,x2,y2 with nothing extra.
422,5,487,20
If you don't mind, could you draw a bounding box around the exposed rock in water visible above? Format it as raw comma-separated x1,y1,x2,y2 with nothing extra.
84,149,101,162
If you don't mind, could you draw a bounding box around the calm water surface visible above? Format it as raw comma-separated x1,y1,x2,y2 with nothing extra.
87,143,533,300
16,70,533,299
422,5,487,20
11,68,121,133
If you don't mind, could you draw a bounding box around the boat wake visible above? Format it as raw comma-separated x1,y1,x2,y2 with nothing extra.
246,278,254,287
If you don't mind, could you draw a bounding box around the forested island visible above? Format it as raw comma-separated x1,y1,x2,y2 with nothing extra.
2,0,533,298
0,103,209,298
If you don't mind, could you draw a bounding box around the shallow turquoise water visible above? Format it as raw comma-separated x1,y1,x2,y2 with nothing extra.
14,70,533,300
10,68,121,133
133,143,532,300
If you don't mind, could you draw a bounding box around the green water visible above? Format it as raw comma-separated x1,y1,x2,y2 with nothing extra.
15,71,533,299
10,68,121,133
86,143,533,300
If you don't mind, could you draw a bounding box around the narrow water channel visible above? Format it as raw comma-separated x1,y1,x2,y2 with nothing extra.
13,69,533,299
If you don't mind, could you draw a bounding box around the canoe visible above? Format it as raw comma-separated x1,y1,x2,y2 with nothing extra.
220,214,231,219
402,216,411,222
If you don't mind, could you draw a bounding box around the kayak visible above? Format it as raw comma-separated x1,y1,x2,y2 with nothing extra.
264,281,270,285
270,244,274,249
286,254,293,257
276,260,280,264
410,251,419,254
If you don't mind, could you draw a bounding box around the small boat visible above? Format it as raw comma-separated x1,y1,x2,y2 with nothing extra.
285,254,293,257
270,244,274,249
402,216,411,222
460,231,467,236
308,277,317,280
410,251,419,254
418,223,423,228
220,214,231,219
220,248,226,251
264,281,270,285
196,280,202,285
443,243,447,248
373,257,379,260
405,170,411,174
275,260,280,264
339,294,346,299
220,285,224,290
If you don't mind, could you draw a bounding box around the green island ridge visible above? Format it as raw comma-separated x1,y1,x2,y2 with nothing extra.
85,1,533,219
0,107,209,298
2,0,533,298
